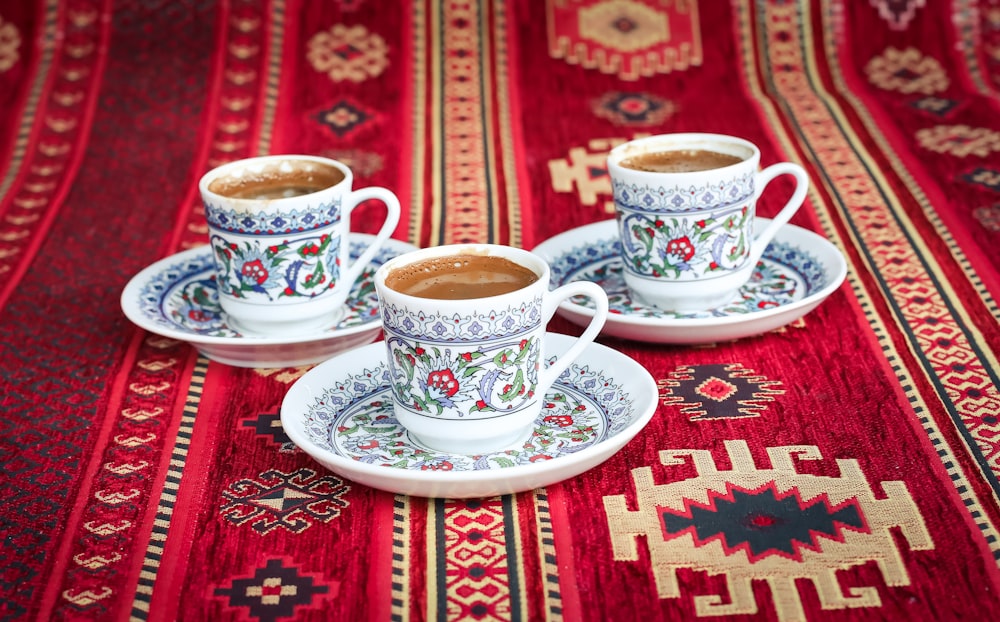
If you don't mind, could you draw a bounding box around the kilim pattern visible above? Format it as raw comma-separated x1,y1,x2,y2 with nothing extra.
604,441,933,621
437,498,520,619
756,0,1000,490
659,363,785,420
0,0,104,306
3,1,1000,621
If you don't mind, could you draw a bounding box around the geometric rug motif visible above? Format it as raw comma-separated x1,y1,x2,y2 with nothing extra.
243,412,296,453
591,91,675,126
604,440,934,621
658,363,785,420
213,558,337,622
963,167,1000,193
220,469,350,535
440,498,512,619
547,0,703,80
314,98,377,138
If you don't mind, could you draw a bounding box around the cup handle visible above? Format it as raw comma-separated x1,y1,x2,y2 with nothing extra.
537,281,609,392
340,187,402,285
749,162,809,265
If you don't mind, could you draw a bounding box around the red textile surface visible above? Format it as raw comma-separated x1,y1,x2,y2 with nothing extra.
1,1,999,620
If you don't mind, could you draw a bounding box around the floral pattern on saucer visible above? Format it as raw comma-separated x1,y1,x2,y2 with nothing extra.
299,357,636,471
138,239,390,338
548,236,827,319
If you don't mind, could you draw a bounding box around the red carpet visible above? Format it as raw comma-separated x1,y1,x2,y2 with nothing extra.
1,1,999,620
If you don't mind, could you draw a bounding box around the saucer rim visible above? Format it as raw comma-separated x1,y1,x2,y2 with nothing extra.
120,234,418,348
279,333,658,497
532,218,848,329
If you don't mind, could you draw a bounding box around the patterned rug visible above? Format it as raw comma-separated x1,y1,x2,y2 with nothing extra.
1,1,999,620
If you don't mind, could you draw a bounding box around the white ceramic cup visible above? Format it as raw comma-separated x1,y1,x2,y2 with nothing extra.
608,133,809,312
374,244,610,455
200,155,400,337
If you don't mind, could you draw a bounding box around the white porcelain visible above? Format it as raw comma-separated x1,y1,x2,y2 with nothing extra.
200,155,401,336
373,244,609,455
608,133,808,311
280,333,657,498
120,235,417,368
531,219,847,344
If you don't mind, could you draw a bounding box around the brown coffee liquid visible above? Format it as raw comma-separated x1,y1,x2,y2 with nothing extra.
385,254,539,299
209,167,345,200
620,149,743,173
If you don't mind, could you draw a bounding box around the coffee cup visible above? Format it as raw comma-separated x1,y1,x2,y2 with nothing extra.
608,133,809,312
373,244,610,455
199,155,401,336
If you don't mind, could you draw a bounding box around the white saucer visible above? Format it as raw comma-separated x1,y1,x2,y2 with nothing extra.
532,219,847,344
121,235,418,367
280,333,657,498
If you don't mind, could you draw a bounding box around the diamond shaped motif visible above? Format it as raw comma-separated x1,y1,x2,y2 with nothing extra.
695,376,738,402
220,469,350,534
215,559,334,621
316,99,374,137
660,363,784,420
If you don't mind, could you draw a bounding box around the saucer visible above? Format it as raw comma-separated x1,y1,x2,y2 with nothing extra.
280,333,658,498
121,235,418,367
531,219,847,344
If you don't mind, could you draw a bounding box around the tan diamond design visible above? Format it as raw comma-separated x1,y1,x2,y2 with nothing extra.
578,0,669,52
307,24,388,83
221,468,350,534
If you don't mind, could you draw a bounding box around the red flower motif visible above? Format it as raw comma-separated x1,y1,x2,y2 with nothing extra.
543,415,574,428
460,352,473,362
428,369,459,396
241,259,269,284
666,236,695,261
187,310,211,322
476,400,488,409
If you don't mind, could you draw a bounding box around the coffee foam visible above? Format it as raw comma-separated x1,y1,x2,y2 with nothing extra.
208,160,345,198
385,253,539,300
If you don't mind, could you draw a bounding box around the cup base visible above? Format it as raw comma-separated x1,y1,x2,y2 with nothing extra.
227,306,347,338
409,426,534,456
631,287,741,313
623,263,752,313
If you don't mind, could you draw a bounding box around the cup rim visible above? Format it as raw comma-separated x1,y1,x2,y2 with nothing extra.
374,243,550,304
198,154,352,203
608,132,760,176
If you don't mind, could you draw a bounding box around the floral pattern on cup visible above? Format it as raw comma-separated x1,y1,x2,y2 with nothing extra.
299,357,635,467
379,297,543,343
618,205,751,280
611,172,754,214
386,336,541,419
204,200,339,234
143,240,390,337
549,236,829,319
210,232,342,301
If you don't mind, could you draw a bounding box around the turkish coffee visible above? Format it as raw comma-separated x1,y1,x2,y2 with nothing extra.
385,254,539,300
620,148,743,173
209,165,345,200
